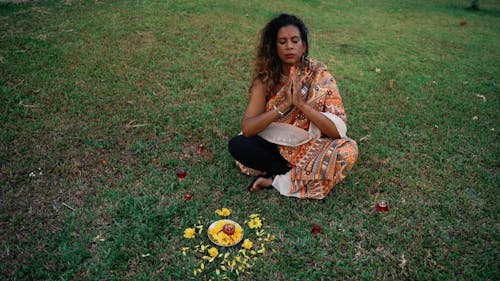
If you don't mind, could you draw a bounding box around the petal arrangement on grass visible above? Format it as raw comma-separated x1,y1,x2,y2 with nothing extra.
182,210,274,280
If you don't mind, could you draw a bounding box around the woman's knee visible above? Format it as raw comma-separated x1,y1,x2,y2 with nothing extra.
339,139,358,170
228,135,250,158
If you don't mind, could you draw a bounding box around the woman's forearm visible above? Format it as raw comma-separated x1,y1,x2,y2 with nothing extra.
296,102,340,139
241,103,291,137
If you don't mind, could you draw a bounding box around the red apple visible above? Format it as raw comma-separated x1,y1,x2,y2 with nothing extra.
223,224,235,235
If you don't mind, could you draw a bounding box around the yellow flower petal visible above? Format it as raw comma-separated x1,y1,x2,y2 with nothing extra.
215,208,231,216
183,228,196,239
247,217,262,229
208,247,218,258
242,239,253,249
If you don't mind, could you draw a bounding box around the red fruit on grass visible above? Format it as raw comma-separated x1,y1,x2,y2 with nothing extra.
184,193,192,201
176,169,186,179
198,144,205,153
377,201,388,212
311,225,321,234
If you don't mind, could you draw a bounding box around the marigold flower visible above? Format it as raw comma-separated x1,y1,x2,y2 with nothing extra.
242,239,253,249
184,227,196,239
247,217,262,229
215,208,231,216
208,247,218,257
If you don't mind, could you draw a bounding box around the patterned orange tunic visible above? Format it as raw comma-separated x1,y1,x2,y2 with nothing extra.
240,59,358,199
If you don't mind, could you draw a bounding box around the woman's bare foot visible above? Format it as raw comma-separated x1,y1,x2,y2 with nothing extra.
249,177,273,192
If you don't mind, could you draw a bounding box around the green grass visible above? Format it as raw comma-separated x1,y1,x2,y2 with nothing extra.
1,0,499,280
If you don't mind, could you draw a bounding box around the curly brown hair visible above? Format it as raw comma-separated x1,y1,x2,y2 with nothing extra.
252,14,309,97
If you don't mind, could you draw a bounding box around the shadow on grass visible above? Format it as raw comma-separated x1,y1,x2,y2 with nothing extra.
463,5,500,18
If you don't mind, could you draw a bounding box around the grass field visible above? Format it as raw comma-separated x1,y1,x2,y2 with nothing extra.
1,0,499,280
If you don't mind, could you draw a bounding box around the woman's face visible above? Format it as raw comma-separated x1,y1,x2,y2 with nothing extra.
276,25,306,68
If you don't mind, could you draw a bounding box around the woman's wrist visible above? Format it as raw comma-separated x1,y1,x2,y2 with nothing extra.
273,105,285,117
276,103,292,116
293,97,309,110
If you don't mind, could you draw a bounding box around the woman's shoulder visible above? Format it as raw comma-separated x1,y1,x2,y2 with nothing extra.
250,77,266,93
306,59,337,86
307,58,328,72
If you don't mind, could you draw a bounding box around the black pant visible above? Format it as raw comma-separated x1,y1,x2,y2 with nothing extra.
228,135,291,176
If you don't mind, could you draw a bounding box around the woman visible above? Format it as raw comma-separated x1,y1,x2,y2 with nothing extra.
228,14,358,200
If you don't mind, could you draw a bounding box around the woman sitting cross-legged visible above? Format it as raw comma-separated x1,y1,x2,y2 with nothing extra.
228,14,358,200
